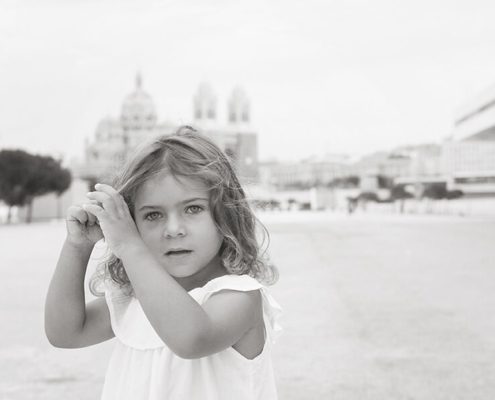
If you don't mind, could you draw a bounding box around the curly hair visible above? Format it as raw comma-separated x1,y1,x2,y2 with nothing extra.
89,126,278,296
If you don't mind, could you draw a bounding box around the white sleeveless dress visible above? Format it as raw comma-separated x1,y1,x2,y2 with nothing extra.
101,274,282,400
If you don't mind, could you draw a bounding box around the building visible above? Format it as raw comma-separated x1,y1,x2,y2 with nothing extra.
259,154,352,189
390,85,495,197
351,150,412,178
441,84,495,195
80,73,174,182
78,74,259,184
191,84,259,182
18,75,259,221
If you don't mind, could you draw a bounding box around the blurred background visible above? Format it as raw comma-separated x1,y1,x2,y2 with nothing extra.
1,0,495,399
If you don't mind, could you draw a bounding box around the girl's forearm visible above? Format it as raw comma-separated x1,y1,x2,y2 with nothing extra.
44,239,94,347
120,244,211,357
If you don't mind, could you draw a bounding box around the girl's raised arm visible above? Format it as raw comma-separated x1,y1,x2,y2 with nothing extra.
44,205,114,348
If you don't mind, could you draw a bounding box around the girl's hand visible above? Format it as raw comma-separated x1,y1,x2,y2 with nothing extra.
83,183,143,259
66,203,104,247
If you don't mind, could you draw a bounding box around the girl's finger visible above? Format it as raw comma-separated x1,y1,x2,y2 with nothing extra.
82,203,105,219
86,191,110,203
88,200,100,225
94,183,129,217
85,200,100,225
94,183,119,196
86,191,118,215
67,205,88,225
86,207,97,226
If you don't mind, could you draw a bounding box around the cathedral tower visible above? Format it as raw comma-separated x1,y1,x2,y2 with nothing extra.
227,86,250,127
193,83,217,125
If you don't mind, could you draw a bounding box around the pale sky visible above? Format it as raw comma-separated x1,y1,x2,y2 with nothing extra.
2,0,495,163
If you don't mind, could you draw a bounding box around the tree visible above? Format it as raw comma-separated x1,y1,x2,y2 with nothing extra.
0,150,72,223
0,150,33,222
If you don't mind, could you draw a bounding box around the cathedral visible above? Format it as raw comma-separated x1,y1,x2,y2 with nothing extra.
81,74,259,184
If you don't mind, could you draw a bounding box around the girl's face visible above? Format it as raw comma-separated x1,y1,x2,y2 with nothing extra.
133,172,224,288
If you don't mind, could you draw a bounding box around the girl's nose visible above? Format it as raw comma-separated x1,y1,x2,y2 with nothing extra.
163,215,186,238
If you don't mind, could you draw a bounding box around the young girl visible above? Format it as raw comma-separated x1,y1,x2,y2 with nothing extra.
44,126,281,400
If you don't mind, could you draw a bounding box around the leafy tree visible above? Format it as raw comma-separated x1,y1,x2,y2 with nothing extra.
0,150,33,222
0,150,72,223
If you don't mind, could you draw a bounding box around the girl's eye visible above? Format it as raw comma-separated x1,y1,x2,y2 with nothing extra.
185,205,204,214
144,211,162,221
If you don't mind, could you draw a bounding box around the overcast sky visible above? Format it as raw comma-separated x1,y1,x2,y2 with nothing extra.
2,0,495,162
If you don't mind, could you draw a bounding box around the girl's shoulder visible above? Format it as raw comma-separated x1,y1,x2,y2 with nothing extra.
190,274,264,299
189,274,264,307
192,274,283,343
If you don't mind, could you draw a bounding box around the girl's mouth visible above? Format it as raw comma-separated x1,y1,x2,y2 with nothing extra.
165,249,192,256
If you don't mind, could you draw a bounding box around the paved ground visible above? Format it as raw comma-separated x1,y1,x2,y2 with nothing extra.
1,211,495,399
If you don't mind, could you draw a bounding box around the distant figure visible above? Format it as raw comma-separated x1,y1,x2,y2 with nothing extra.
347,196,358,214
45,127,282,400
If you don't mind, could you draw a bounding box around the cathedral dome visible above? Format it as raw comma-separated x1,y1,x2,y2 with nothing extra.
121,73,157,130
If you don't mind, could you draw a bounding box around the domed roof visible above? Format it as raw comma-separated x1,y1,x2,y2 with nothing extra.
121,73,157,130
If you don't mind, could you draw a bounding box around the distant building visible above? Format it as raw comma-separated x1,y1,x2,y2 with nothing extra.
391,85,495,196
259,154,352,189
351,151,412,178
259,82,495,198
77,74,259,184
21,75,259,221
192,84,259,182
351,143,443,179
441,84,495,195
79,73,174,181
451,84,495,142
405,144,443,177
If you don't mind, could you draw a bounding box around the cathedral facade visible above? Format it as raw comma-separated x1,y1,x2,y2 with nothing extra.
81,74,259,184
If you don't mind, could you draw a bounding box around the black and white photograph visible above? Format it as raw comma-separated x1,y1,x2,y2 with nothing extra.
1,1,495,399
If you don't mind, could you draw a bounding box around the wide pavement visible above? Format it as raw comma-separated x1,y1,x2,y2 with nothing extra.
1,211,494,399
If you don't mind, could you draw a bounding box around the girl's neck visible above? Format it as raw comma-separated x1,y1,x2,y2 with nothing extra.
175,257,227,292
